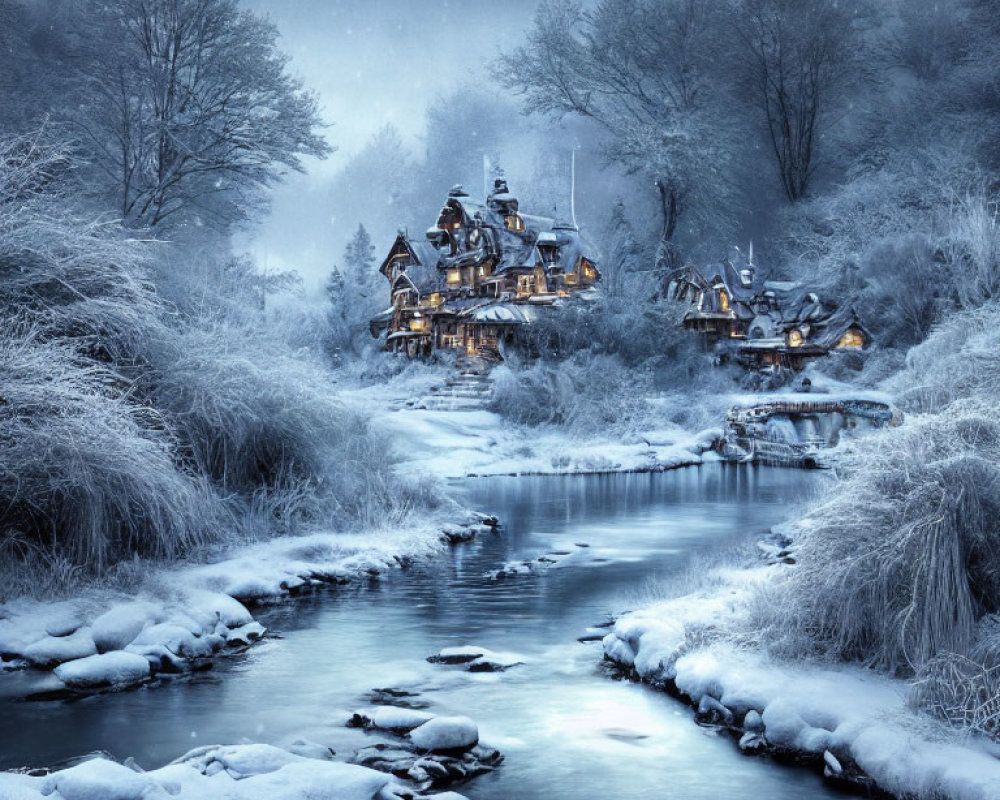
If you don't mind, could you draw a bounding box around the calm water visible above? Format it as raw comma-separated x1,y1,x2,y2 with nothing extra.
0,465,840,799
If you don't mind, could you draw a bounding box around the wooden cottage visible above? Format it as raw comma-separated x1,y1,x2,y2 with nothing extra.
666,262,871,371
370,181,600,359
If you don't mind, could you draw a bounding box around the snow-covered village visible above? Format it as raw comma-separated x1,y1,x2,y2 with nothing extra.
1,1,1000,799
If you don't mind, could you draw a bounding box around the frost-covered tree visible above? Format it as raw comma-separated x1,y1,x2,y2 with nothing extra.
343,223,378,301
328,124,415,254
601,200,645,298
70,0,330,230
732,0,866,201
324,224,381,360
501,0,738,267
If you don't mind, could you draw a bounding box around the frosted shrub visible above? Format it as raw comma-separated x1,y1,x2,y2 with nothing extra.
772,407,1000,674
0,328,214,576
0,133,166,365
488,353,652,432
147,321,418,529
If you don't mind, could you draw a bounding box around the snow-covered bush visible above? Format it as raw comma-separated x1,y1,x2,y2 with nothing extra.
0,327,215,577
770,407,1000,673
488,353,652,432
754,300,1000,737
145,321,412,528
0,132,167,364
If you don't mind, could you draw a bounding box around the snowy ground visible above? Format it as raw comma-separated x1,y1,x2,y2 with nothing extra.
601,557,1000,800
342,371,721,479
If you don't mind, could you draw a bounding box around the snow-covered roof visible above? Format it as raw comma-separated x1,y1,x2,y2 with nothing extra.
463,302,539,324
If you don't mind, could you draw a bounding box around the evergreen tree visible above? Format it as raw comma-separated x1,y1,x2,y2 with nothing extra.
343,224,378,301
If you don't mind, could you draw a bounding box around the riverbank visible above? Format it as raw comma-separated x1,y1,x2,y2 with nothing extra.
0,515,496,700
0,741,475,799
343,371,723,479
601,544,1000,800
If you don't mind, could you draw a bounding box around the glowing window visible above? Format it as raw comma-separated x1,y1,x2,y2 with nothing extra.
838,329,864,349
446,269,461,285
788,329,804,348
504,215,525,232
719,291,730,313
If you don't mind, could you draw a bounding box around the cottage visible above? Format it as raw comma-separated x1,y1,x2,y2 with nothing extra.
370,181,600,359
666,260,871,371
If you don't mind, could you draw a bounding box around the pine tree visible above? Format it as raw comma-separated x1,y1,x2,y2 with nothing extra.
343,224,377,301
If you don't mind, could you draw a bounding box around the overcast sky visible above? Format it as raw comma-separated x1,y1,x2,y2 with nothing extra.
242,0,543,179
236,0,546,287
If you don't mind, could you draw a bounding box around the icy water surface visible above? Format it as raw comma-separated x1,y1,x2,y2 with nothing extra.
0,465,841,799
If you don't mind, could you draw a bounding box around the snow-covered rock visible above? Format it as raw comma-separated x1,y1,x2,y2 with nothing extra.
409,716,479,752
350,706,435,732
129,623,216,659
40,757,170,800
22,628,97,668
225,622,266,646
54,651,151,689
427,645,488,664
91,604,156,653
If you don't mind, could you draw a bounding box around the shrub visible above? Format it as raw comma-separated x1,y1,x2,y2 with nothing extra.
770,407,1000,674
0,327,215,575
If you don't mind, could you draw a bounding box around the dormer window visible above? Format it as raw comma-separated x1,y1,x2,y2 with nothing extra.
719,291,730,313
504,215,525,232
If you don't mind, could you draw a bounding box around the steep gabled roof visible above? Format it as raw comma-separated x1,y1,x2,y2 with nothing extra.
379,233,443,278
809,306,871,349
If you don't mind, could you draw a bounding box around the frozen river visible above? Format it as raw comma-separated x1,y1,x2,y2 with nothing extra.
1,465,843,799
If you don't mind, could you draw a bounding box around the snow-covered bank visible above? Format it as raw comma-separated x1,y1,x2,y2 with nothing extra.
379,408,721,478
0,742,470,800
601,559,1000,800
0,517,496,700
343,373,722,479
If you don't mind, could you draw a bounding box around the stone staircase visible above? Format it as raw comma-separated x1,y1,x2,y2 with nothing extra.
420,356,495,411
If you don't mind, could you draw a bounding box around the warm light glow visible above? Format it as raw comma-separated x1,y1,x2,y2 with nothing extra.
719,291,730,313
409,318,428,332
788,329,804,348
446,269,461,284
428,293,443,305
838,329,864,349
504,215,525,232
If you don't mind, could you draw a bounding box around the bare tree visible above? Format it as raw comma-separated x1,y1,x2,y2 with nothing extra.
72,0,331,230
499,0,736,268
734,0,863,201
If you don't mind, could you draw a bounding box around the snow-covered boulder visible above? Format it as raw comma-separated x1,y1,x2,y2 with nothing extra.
54,651,150,689
183,591,254,630
91,604,156,653
427,645,487,664
130,623,217,659
225,621,266,647
22,628,97,668
349,706,434,732
409,716,479,752
467,651,524,672
40,756,170,800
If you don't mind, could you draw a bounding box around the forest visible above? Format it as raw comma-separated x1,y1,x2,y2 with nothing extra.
1,1,1000,799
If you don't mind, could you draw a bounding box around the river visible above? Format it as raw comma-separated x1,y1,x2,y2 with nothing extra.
0,465,841,799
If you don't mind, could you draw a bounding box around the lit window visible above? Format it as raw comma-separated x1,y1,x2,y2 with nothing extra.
838,329,864,349
788,329,804,348
446,269,461,285
504,215,525,232
720,291,730,312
